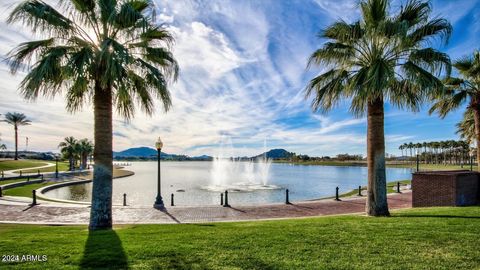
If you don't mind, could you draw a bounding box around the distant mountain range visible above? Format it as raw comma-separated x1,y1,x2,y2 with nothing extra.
113,147,294,161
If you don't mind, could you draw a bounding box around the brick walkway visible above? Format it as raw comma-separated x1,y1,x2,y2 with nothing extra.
0,192,412,225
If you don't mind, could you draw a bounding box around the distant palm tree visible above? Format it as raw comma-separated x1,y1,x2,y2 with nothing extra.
78,139,94,169
59,137,78,171
305,0,451,216
0,132,5,151
430,51,480,170
7,0,178,230
2,112,31,160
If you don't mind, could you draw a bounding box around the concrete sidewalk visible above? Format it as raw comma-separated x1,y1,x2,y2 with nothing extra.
0,192,412,225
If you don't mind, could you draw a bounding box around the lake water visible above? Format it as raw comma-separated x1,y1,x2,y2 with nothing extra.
45,161,413,206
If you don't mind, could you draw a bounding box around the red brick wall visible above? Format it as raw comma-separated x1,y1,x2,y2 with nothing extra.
412,171,479,207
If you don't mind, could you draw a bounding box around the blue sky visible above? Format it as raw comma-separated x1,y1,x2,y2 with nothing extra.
0,0,479,157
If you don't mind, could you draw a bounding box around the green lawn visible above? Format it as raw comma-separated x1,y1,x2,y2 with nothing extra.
16,162,70,174
337,180,411,198
2,182,51,198
276,160,476,171
0,178,40,186
0,160,49,172
0,207,479,269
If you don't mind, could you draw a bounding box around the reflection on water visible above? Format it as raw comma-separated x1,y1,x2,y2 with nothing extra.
45,161,412,206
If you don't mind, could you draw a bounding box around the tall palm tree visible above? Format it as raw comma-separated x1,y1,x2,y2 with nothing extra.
59,136,78,171
430,51,480,170
456,109,475,145
2,112,31,160
305,0,451,216
7,0,178,230
78,139,94,169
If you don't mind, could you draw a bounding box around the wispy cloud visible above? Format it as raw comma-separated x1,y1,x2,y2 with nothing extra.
0,0,477,157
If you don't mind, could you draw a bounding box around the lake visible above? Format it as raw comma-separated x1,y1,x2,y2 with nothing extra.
45,161,413,206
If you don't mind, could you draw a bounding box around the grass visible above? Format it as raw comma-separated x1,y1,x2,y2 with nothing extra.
276,160,476,171
2,168,133,199
17,162,70,174
0,178,41,186
0,160,49,171
337,180,411,198
2,182,51,198
0,207,479,269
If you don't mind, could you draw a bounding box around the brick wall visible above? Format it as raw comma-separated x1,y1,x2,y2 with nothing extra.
412,171,479,207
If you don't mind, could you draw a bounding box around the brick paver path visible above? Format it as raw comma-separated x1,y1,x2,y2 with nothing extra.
0,192,412,224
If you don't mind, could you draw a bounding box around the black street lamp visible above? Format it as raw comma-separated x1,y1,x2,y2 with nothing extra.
154,137,164,209
416,149,419,172
55,155,59,178
470,150,473,171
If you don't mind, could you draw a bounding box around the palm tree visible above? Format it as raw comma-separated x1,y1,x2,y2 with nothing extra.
2,112,31,160
59,137,78,171
7,0,178,230
408,142,414,162
305,0,451,216
430,51,480,170
0,132,5,151
456,109,475,145
78,139,94,169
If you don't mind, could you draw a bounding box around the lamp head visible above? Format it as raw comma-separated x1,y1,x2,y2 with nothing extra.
155,137,163,150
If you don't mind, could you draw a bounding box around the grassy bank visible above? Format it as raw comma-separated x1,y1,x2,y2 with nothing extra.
0,178,41,186
275,160,474,171
16,162,70,174
0,160,49,171
339,180,411,198
2,168,133,199
0,207,479,269
3,182,51,198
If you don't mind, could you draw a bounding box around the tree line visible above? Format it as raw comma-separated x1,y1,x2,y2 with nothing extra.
398,140,473,165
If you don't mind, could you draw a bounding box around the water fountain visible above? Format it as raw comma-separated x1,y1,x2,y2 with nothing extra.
204,138,280,192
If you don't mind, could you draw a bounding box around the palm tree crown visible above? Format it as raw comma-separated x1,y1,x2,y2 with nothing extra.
306,0,451,115
3,112,31,127
305,0,451,216
7,0,178,117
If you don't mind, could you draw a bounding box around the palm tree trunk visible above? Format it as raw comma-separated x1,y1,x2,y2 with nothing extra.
473,105,480,171
14,126,18,160
89,82,113,230
366,98,389,216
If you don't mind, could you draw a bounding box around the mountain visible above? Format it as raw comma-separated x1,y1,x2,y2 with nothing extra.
253,149,294,159
113,147,157,158
113,147,291,161
113,147,212,160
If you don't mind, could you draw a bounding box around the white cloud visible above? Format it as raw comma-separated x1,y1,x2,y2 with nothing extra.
0,0,467,158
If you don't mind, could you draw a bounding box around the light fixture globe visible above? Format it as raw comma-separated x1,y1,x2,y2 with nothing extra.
155,137,163,150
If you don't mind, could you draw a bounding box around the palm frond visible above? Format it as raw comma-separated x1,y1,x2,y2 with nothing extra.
409,48,451,76
7,0,74,36
408,18,452,45
6,38,54,74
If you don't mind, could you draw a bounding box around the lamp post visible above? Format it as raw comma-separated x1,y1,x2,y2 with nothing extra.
470,149,473,171
55,155,59,178
416,149,419,172
154,137,164,209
